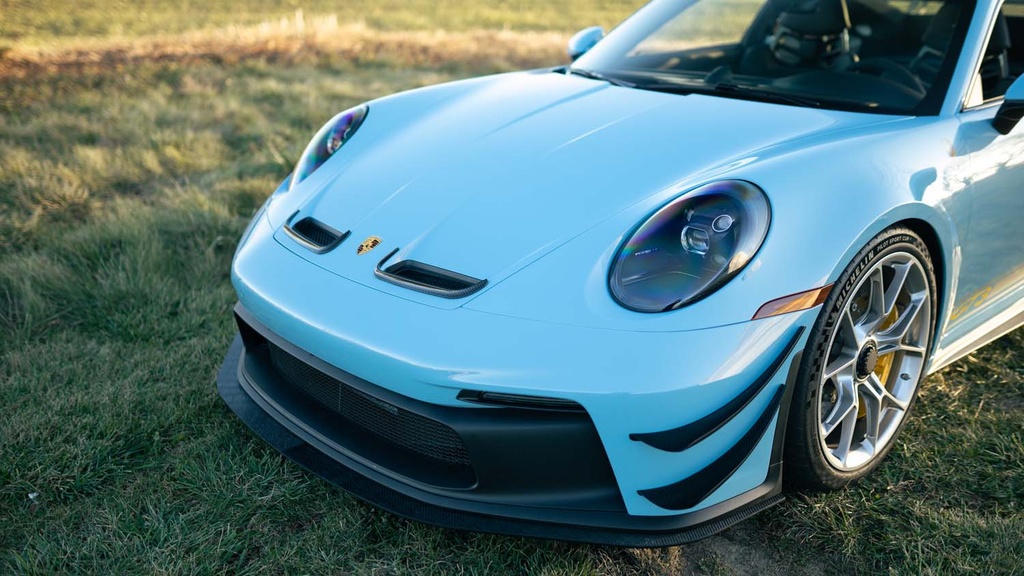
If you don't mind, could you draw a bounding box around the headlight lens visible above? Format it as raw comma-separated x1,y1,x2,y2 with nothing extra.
609,180,770,312
289,104,368,191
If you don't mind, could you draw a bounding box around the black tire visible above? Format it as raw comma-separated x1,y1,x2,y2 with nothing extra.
784,226,937,491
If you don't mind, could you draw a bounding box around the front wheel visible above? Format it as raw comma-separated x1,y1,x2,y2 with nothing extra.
785,226,937,490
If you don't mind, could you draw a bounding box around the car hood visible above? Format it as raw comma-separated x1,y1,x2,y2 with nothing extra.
281,71,893,301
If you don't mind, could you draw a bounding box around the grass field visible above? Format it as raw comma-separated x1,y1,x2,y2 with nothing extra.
1,2,1022,574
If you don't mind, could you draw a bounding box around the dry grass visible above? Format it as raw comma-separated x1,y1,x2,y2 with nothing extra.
0,18,568,81
2,1,641,47
0,17,570,115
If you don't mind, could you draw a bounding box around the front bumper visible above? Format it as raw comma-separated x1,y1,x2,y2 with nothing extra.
218,212,818,544
217,317,793,546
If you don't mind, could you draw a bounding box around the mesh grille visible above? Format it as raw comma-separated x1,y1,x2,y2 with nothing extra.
291,217,341,249
267,343,472,467
393,267,473,291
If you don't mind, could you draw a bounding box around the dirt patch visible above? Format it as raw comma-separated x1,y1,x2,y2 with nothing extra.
593,518,840,575
682,521,839,576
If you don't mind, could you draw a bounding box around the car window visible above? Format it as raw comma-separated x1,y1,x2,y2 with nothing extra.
630,0,765,54
969,2,1024,104
573,0,978,115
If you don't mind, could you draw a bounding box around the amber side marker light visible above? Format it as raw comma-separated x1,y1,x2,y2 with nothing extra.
752,284,833,320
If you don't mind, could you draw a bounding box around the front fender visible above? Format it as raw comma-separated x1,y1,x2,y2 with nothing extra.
467,116,969,334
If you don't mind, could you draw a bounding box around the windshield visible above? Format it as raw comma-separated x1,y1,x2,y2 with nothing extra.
573,0,977,114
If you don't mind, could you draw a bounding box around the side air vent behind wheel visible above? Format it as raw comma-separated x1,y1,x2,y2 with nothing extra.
374,248,488,299
284,212,350,254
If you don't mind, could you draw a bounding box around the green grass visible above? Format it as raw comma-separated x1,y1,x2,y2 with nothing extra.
1,4,1022,574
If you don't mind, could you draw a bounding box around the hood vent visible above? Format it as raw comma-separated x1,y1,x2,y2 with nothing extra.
375,248,487,299
284,213,350,254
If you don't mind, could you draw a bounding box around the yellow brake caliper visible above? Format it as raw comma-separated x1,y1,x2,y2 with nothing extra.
860,306,900,418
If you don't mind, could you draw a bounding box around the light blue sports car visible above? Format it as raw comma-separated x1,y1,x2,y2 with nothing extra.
217,0,1024,545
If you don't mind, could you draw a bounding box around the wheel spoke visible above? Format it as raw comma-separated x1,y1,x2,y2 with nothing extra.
824,352,856,380
888,392,909,411
870,372,909,411
860,268,887,334
897,343,927,355
883,262,912,316
876,292,926,354
822,375,858,437
832,401,860,465
841,309,864,349
822,397,857,439
859,379,884,450
825,309,861,378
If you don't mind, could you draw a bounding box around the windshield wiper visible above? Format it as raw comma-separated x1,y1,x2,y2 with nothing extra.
560,67,830,109
631,77,824,108
562,67,636,88
708,82,823,108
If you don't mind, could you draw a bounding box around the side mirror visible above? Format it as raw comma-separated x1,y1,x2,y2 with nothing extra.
567,26,605,61
994,76,1024,135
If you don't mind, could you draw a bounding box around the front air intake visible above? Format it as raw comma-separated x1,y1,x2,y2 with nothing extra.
284,213,350,254
374,248,487,299
266,342,472,468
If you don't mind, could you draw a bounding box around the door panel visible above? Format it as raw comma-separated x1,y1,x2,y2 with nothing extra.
951,106,1024,338
944,7,1024,342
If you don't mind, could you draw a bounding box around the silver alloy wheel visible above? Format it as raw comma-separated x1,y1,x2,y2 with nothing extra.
816,252,931,471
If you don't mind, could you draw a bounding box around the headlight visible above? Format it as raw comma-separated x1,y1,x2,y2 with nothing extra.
609,180,770,312
289,104,368,191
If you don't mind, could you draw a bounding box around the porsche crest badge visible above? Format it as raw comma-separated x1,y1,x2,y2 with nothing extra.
357,236,382,255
